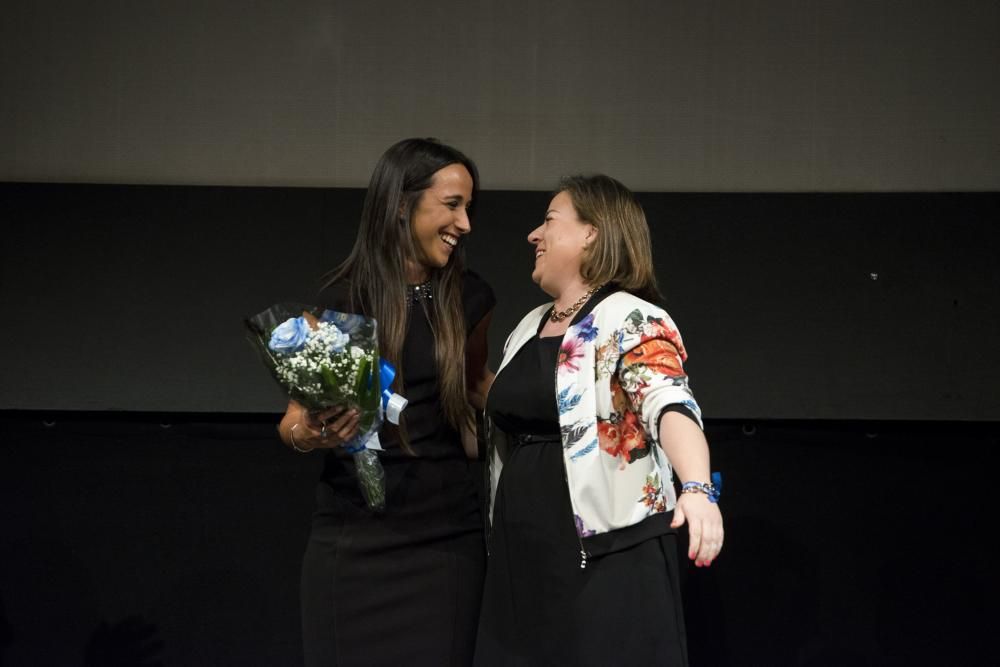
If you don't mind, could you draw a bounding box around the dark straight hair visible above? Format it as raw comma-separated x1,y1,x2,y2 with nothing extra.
324,138,480,449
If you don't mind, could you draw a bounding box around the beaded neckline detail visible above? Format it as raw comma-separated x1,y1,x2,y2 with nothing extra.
407,279,433,306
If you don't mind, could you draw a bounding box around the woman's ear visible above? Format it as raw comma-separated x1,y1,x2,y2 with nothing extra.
399,192,416,224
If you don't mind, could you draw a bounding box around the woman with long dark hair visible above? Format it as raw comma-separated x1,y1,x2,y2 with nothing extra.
277,138,494,666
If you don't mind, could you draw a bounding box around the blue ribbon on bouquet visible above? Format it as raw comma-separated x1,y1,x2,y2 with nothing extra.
379,359,397,410
342,359,402,454
342,440,367,454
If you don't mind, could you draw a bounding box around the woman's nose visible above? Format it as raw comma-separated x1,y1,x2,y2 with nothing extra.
456,208,471,233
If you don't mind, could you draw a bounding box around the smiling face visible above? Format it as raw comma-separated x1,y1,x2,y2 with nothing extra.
527,190,595,297
408,163,474,279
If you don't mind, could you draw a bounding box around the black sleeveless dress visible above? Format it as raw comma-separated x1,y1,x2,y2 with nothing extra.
301,271,494,666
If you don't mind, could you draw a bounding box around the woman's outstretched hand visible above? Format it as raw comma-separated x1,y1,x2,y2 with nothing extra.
671,493,724,567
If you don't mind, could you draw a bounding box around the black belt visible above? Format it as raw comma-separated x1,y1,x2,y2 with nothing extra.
513,433,562,446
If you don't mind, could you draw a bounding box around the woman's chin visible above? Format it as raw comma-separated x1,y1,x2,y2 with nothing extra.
534,276,559,299
418,254,450,271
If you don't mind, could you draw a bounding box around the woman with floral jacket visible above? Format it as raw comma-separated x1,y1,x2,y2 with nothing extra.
474,174,723,666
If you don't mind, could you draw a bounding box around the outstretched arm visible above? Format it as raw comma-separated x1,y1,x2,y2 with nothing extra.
659,411,724,567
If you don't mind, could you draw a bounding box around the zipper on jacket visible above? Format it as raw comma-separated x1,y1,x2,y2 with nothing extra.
554,355,590,570
561,444,590,569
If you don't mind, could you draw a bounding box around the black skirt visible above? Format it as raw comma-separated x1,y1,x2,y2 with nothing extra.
302,455,485,666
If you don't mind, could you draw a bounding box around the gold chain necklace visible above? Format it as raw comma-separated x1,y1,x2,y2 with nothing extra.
549,283,605,322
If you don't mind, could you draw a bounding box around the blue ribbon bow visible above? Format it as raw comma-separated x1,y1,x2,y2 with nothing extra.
379,359,397,410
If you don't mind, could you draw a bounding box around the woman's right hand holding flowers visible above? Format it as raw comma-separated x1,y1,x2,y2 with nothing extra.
283,401,361,452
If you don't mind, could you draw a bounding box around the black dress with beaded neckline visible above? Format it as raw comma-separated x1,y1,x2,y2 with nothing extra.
300,270,494,667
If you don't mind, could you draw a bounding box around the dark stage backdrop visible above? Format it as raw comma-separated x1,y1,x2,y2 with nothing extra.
1,414,995,665
2,183,998,420
2,184,998,664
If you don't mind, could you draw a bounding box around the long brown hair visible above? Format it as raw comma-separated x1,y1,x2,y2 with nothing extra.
324,138,479,449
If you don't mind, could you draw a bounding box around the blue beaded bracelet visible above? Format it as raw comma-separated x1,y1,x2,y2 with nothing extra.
681,472,722,503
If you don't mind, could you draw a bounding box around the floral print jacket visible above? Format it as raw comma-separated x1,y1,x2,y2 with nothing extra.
486,290,702,547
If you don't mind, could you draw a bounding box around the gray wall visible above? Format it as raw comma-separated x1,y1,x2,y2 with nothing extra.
3,0,999,191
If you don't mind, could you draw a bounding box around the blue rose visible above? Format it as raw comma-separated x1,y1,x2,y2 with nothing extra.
268,316,311,354
320,310,365,335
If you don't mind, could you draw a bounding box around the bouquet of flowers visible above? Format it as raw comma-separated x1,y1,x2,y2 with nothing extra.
245,303,407,511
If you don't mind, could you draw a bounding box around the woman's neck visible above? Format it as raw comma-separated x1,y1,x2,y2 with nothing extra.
405,260,429,285
551,278,594,312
